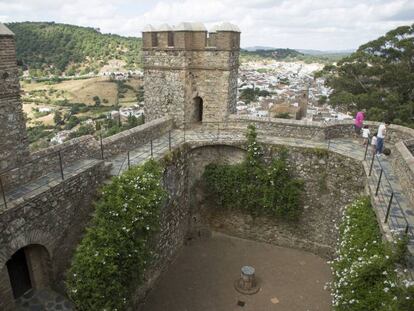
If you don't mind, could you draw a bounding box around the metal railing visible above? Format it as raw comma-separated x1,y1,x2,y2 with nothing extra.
0,148,98,211
366,150,412,237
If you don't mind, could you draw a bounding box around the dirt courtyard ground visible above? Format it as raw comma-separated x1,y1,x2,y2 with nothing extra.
140,232,332,311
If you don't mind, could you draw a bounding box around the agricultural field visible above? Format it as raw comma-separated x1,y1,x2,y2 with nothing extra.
21,76,144,150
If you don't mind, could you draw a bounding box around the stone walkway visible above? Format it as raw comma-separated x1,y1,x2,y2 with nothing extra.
0,159,101,211
15,288,74,311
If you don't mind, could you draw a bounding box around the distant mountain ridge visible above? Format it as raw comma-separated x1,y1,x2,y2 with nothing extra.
244,46,353,56
6,22,142,77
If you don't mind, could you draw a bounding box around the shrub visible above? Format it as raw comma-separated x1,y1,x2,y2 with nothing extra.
204,125,303,221
330,197,414,310
67,160,166,310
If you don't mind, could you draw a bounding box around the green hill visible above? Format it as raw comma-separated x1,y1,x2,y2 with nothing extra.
240,48,347,64
6,22,142,77
240,48,303,62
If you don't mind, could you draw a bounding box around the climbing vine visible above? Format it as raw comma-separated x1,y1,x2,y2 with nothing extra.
66,159,166,310
204,125,304,221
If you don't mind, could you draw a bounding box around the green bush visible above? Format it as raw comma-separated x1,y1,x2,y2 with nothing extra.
67,160,166,310
204,125,303,220
330,197,414,310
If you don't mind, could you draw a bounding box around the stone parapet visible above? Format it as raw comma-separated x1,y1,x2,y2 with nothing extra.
392,141,414,208
102,116,174,158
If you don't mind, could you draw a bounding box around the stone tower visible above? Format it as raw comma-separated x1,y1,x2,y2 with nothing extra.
0,23,28,171
142,22,240,126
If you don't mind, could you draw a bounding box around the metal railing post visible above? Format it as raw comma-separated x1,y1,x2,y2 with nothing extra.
184,124,186,142
127,151,130,169
0,176,7,210
375,169,383,196
100,133,104,160
405,224,410,235
58,151,64,180
364,140,369,160
150,140,153,158
217,122,220,140
169,130,172,151
384,192,394,223
369,152,375,176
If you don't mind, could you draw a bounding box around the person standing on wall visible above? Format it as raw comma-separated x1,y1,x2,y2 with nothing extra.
354,109,365,138
376,120,391,156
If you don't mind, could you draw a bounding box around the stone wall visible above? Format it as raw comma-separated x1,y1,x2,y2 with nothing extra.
1,135,100,191
0,29,29,171
227,115,326,140
227,116,414,144
392,141,414,208
405,139,414,156
1,117,174,191
143,48,239,126
132,147,190,308
185,143,365,258
102,116,174,158
0,160,108,311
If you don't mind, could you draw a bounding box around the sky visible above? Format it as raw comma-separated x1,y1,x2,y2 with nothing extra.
0,0,413,50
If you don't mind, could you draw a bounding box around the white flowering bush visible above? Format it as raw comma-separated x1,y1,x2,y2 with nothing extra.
66,159,166,310
330,197,414,310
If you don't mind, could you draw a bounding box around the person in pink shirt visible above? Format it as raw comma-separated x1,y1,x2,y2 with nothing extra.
354,110,365,136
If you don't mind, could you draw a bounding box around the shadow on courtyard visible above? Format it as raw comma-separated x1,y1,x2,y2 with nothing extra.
139,232,332,311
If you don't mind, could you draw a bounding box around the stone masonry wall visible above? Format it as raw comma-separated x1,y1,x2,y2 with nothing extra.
0,33,29,171
1,135,100,191
392,141,414,209
132,147,190,308
228,116,414,143
185,143,365,258
143,48,239,126
102,116,174,158
1,117,174,191
0,161,107,311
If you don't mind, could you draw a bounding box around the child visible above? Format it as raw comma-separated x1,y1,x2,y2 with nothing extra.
371,132,377,154
362,125,370,145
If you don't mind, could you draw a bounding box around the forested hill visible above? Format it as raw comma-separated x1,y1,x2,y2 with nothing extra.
6,22,142,77
240,48,347,63
240,48,303,62
318,23,414,128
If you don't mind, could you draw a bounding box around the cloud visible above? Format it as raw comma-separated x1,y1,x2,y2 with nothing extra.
0,0,413,50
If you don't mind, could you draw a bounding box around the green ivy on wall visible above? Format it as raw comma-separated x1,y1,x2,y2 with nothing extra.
66,159,166,310
204,125,304,221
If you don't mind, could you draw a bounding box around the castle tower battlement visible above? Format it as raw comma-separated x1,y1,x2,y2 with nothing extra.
0,23,29,171
142,22,240,125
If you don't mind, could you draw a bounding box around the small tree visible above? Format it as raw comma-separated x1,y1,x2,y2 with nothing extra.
92,96,101,106
54,110,62,125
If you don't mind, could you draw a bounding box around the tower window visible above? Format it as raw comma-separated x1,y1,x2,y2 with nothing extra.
151,32,158,47
168,31,174,47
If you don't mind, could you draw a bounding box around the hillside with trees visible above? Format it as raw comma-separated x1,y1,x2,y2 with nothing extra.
240,48,348,63
318,24,414,128
6,22,142,77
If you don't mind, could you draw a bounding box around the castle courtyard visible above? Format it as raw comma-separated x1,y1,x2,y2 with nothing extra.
140,232,331,311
